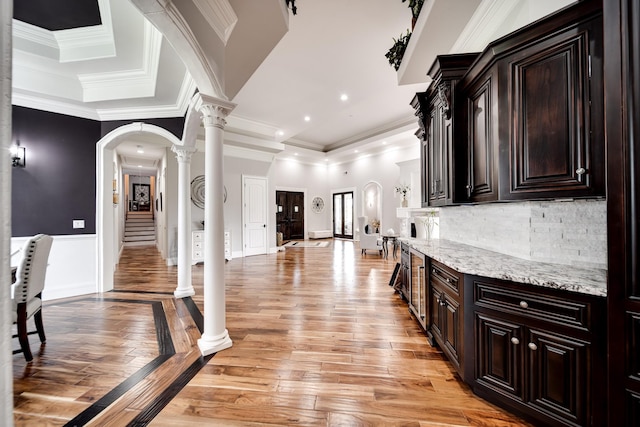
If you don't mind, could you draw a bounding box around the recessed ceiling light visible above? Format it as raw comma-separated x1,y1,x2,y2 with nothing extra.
354,149,359,153
137,165,142,168
324,158,329,162
340,94,349,101
276,130,284,136
382,141,387,145
294,152,299,156
304,116,311,122
136,145,144,153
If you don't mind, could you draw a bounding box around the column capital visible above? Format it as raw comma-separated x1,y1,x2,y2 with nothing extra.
171,145,197,162
194,93,236,130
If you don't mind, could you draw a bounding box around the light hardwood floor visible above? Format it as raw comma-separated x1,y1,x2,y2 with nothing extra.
12,239,532,426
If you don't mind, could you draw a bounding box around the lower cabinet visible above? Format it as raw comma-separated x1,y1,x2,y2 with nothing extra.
398,243,411,301
469,275,606,427
429,260,464,378
396,245,606,426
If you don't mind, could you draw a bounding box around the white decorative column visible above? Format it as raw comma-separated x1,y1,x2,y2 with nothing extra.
0,1,13,425
172,145,197,298
196,95,235,356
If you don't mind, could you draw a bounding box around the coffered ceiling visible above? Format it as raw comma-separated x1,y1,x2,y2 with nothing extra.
11,0,575,170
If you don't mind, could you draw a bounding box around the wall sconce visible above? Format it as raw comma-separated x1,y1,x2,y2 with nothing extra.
10,141,26,167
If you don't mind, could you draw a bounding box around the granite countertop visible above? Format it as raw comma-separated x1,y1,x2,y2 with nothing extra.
401,238,607,297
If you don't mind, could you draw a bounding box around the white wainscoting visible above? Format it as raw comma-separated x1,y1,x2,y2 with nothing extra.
11,234,97,301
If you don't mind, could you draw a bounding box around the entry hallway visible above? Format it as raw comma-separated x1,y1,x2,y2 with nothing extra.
12,240,531,426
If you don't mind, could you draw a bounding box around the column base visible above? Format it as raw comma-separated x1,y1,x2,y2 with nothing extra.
174,287,196,298
198,329,232,356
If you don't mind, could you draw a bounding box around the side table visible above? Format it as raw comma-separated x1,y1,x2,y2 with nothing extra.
381,235,399,259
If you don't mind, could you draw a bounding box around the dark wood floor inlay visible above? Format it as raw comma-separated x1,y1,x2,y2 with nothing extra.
181,296,204,333
126,354,215,427
63,355,173,427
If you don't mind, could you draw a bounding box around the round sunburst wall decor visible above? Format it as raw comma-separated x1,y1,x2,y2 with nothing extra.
311,196,324,213
191,175,227,209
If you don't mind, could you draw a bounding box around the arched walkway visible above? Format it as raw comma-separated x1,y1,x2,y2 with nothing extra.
96,122,182,293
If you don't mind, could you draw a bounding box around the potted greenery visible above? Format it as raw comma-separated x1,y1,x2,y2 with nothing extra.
403,0,425,24
385,29,411,71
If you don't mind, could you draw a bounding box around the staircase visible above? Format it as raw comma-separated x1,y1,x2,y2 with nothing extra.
124,211,156,246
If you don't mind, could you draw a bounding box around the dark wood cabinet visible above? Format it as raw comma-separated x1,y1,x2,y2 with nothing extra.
500,12,604,200
412,54,478,207
453,1,605,203
429,260,464,377
457,67,499,202
604,0,640,424
398,243,411,301
469,275,606,426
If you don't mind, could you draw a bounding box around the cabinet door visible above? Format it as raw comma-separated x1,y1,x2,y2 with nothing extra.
443,292,462,368
504,16,604,199
399,245,411,300
430,285,444,343
465,69,498,202
427,107,440,204
427,101,452,206
527,328,590,426
476,313,525,401
409,250,427,329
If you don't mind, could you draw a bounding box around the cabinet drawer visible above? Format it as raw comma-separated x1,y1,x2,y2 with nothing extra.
473,280,590,330
193,250,203,260
430,262,460,295
193,241,203,250
193,231,204,241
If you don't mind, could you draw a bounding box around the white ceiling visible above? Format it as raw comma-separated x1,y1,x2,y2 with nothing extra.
11,0,574,172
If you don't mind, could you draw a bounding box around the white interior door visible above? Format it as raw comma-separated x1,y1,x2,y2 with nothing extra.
243,175,268,256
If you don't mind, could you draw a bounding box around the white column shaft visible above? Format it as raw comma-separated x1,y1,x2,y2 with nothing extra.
197,99,234,356
173,146,196,298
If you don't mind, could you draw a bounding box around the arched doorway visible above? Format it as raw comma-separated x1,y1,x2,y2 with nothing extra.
96,123,182,293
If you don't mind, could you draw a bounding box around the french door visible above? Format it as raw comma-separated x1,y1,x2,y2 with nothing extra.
333,191,353,239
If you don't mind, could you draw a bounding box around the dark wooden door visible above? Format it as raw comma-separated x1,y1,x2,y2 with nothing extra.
475,313,524,401
276,191,304,241
527,328,589,426
462,68,499,202
443,292,462,368
604,0,640,425
502,15,604,200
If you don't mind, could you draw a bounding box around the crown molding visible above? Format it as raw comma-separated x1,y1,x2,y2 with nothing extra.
13,71,196,122
12,20,58,50
12,92,101,120
449,0,520,53
192,0,237,45
77,20,162,102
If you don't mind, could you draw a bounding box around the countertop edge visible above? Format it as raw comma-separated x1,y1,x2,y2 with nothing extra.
400,238,607,298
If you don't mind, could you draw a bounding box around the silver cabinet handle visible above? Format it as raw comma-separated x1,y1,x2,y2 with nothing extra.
576,167,586,175
519,300,529,309
528,342,538,351
511,337,520,345
417,266,424,318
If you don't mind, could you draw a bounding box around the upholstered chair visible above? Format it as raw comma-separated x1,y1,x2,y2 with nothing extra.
12,234,53,362
357,216,382,255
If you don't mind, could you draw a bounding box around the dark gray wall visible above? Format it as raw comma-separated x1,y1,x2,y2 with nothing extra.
11,106,100,236
11,106,186,237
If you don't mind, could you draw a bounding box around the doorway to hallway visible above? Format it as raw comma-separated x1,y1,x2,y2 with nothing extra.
276,190,305,241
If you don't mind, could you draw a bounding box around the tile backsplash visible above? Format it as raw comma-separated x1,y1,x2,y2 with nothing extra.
438,199,607,269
